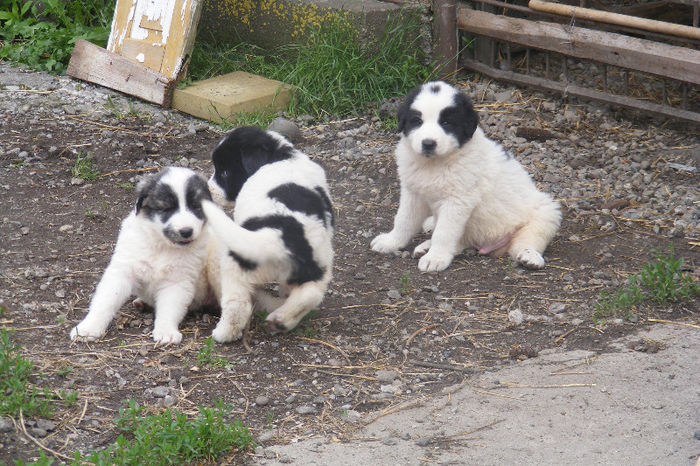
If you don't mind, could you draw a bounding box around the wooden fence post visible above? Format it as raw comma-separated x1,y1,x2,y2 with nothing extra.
433,0,458,76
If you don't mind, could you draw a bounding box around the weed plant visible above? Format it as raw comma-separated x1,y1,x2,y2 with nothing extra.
0,0,114,73
71,153,99,181
0,326,54,418
76,399,254,464
594,248,699,321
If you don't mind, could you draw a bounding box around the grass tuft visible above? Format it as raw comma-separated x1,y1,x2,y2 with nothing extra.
594,247,699,322
0,325,54,418
76,399,254,464
71,153,99,181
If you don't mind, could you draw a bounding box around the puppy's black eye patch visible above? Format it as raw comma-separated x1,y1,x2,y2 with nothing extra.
140,184,179,220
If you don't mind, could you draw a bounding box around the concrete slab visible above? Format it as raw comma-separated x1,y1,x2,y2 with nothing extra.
172,71,293,123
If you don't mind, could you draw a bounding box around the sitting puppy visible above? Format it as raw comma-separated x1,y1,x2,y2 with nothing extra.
202,126,334,342
371,81,561,272
70,167,214,345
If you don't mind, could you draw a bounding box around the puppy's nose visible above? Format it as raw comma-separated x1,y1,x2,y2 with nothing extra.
422,139,437,153
179,227,193,239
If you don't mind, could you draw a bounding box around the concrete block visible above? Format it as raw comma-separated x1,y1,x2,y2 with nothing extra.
172,71,293,123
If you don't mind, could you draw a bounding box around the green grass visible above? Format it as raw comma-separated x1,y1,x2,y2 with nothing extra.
197,337,231,368
0,325,54,418
76,399,254,465
71,153,99,181
0,0,114,74
188,9,434,121
594,247,699,322
399,272,411,294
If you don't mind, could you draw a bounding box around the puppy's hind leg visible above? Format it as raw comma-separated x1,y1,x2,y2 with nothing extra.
508,202,561,269
212,279,254,343
265,281,327,334
70,267,134,341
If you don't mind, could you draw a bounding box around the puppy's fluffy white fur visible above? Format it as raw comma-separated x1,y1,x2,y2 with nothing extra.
202,126,334,343
70,167,215,345
372,81,561,272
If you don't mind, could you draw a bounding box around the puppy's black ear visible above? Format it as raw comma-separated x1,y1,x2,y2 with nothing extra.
240,144,272,175
455,92,479,141
397,85,422,133
135,175,157,213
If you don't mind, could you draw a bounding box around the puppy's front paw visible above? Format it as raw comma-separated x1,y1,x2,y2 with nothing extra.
418,250,453,272
370,233,402,254
211,323,243,343
70,324,104,342
412,239,432,258
516,249,545,269
152,328,183,345
265,316,289,334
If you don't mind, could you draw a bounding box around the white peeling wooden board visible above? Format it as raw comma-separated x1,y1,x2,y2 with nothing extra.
107,0,203,80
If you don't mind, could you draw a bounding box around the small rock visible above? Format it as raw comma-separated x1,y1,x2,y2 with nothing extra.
508,309,524,325
416,437,432,447
152,386,169,398
0,417,13,432
35,419,55,431
387,289,401,300
258,430,276,442
255,396,270,406
268,117,301,142
381,435,398,446
162,395,177,408
295,405,317,415
375,369,398,383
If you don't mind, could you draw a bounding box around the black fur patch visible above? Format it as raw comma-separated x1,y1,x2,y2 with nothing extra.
229,250,257,271
440,91,479,146
315,186,335,228
211,126,294,203
268,183,334,227
430,84,441,93
397,86,422,135
185,174,212,220
242,215,324,285
136,173,179,222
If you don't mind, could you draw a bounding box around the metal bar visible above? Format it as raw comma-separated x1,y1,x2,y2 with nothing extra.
462,57,700,124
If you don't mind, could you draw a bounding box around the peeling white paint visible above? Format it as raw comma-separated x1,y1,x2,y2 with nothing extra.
129,0,178,44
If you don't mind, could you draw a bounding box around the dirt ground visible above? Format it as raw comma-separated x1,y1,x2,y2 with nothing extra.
0,65,698,463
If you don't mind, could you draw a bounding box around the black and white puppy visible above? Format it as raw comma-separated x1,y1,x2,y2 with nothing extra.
371,81,561,271
70,167,214,345
202,126,334,342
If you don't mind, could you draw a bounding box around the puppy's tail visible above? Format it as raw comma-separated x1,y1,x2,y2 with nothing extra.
202,200,286,266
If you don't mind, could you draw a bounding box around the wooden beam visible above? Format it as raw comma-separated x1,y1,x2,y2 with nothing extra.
457,8,700,85
433,0,458,76
461,57,700,125
67,39,175,107
528,0,700,40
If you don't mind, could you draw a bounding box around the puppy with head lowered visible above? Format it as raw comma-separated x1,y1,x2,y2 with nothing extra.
371,81,561,272
70,167,215,345
202,126,334,342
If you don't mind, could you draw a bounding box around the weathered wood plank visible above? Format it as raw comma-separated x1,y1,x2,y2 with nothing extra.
457,8,700,85
529,0,700,40
67,39,175,106
461,57,700,124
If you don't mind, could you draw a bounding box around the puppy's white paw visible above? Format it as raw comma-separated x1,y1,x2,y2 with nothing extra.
152,328,183,345
371,233,402,254
413,239,432,258
211,323,243,343
70,324,104,342
422,216,435,233
516,249,545,269
418,250,453,272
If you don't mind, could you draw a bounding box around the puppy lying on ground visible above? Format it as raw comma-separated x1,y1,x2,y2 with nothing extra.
202,126,334,342
70,167,215,345
371,81,561,272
